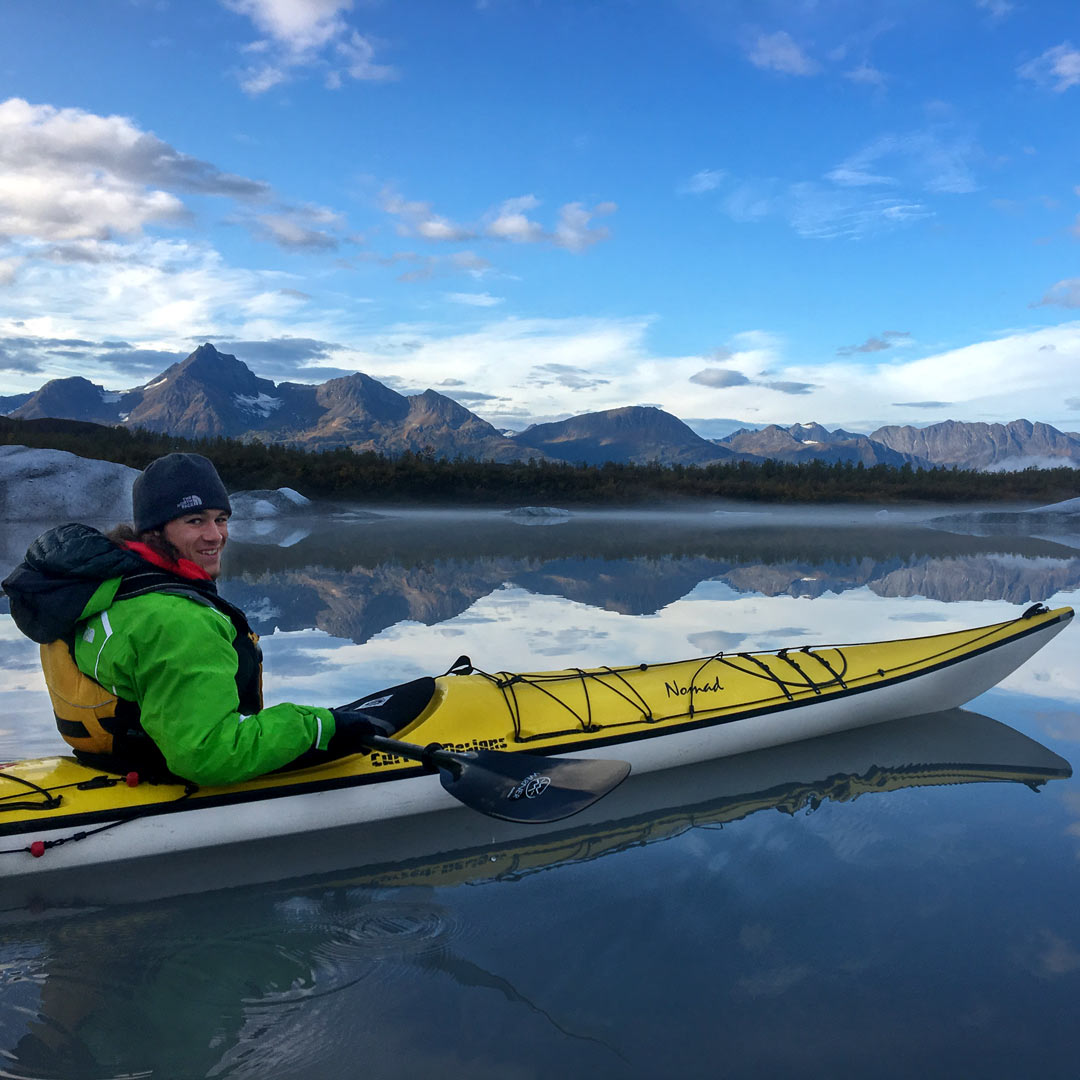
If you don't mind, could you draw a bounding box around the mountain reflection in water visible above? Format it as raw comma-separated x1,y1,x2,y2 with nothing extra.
212,512,1080,644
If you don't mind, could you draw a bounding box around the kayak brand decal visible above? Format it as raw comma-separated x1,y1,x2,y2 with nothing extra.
664,676,724,699
370,736,509,768
357,694,392,709
507,772,551,801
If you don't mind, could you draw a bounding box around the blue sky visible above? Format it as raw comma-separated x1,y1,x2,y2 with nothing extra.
1,0,1079,435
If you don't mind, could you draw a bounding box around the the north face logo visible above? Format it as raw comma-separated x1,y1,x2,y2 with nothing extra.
177,494,203,510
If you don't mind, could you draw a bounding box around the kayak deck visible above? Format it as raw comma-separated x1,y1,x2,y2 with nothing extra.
429,605,1070,749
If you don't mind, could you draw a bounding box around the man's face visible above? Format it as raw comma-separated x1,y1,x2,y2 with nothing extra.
162,509,230,577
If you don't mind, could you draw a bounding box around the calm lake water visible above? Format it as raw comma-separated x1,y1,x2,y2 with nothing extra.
1,505,1079,1079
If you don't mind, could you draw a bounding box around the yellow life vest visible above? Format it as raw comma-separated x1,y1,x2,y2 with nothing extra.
39,638,146,759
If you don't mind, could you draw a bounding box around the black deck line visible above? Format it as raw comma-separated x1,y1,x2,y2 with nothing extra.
0,609,1071,841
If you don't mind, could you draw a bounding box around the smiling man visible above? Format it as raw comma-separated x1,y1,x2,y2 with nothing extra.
1,454,410,785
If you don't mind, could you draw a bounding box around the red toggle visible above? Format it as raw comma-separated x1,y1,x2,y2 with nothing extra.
125,772,140,788
29,841,45,858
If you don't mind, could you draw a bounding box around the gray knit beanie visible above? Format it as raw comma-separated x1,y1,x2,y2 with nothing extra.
133,453,232,533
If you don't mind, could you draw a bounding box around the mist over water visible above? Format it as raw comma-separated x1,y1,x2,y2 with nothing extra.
2,507,1079,1078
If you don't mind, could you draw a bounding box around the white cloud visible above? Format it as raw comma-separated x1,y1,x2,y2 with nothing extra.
445,292,503,307
689,368,751,388
787,183,931,240
383,249,495,283
486,195,545,243
717,128,976,240
0,98,271,245
0,98,357,261
0,98,267,199
0,257,21,285
975,0,1014,19
0,170,186,243
382,188,616,253
225,0,352,52
723,183,778,223
837,331,910,356
1019,43,1080,93
1035,278,1080,308
553,201,616,252
449,251,493,277
253,212,340,250
334,30,396,83
223,0,395,94
747,31,819,76
239,64,291,95
772,323,1080,430
381,187,475,242
357,319,1080,434
827,130,979,195
679,169,726,195
844,63,887,87
340,316,654,425
0,238,302,360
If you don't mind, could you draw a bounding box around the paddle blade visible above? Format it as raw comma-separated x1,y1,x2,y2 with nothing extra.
438,750,631,824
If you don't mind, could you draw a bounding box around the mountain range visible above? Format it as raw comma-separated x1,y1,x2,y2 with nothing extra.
3,343,1080,471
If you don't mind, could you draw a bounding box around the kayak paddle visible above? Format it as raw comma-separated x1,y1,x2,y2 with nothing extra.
359,733,631,824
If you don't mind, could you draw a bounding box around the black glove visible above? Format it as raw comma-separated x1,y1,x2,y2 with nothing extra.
327,707,396,756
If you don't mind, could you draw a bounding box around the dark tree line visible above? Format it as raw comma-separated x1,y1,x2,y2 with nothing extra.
3,417,1079,505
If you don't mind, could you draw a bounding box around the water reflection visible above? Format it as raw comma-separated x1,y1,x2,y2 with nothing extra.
7,512,1080,637
0,709,1070,1079
219,513,1080,642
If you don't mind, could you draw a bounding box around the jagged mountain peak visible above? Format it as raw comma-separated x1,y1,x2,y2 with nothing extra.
870,417,1080,468
408,389,488,424
720,421,929,468
315,372,410,421
787,422,833,442
9,374,125,424
159,343,269,393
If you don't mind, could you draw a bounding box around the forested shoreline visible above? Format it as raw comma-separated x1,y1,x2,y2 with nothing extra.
3,417,1079,505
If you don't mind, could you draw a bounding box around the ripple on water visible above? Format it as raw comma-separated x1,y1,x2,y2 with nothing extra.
136,895,465,1009
195,898,467,1080
1,893,468,1080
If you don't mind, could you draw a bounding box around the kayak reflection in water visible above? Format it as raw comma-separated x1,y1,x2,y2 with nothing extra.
1,453,425,785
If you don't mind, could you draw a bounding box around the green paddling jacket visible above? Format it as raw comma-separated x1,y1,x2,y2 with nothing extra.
3,523,336,786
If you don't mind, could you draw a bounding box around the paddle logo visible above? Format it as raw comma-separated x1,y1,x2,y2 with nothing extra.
507,772,551,801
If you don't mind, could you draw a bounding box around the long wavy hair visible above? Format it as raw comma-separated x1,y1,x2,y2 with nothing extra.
106,523,181,564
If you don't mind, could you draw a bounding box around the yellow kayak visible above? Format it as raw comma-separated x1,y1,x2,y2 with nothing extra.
0,604,1071,881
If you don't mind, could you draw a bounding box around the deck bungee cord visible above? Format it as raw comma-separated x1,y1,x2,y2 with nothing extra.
0,770,198,859
0,770,64,813
467,643,851,740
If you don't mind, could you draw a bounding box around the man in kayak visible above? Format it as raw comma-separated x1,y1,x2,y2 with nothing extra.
1,453,419,785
